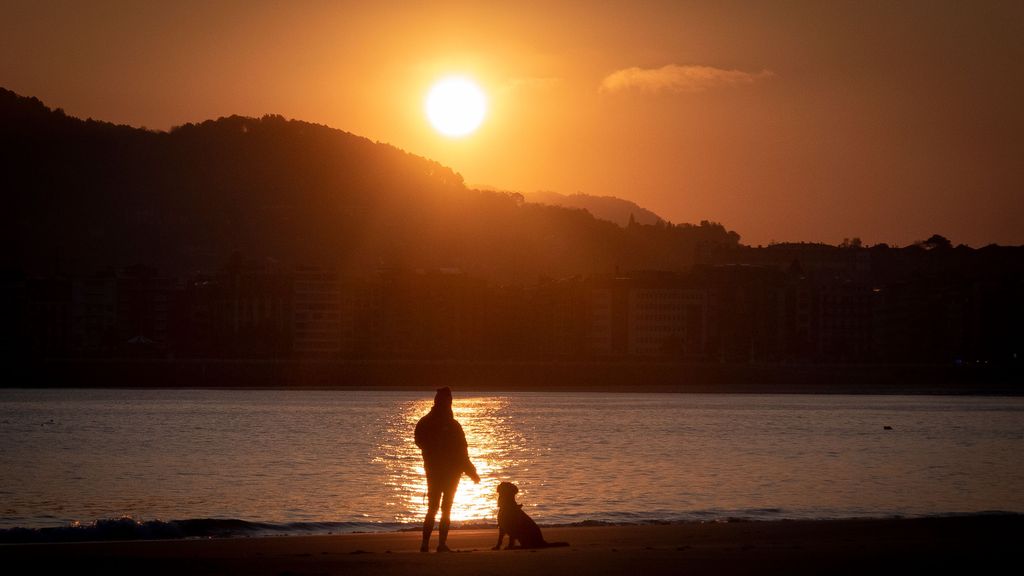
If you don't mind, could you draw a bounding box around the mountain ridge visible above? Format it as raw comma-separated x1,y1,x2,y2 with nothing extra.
1,87,741,281
522,190,665,227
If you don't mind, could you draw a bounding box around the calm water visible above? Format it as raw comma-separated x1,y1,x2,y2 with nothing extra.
1,390,1021,537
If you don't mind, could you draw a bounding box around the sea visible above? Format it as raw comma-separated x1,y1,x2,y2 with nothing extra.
1,389,1021,542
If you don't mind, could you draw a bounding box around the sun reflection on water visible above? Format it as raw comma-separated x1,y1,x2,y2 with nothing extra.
372,395,526,524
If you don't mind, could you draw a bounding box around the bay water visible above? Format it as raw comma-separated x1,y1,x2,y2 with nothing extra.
1,390,1021,539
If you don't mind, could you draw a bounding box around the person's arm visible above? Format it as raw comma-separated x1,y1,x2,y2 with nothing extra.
465,460,480,483
457,422,480,483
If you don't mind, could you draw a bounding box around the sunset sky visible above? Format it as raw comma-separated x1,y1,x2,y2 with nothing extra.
3,0,1022,247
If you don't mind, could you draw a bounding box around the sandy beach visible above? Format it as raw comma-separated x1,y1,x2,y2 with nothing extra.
2,516,1018,575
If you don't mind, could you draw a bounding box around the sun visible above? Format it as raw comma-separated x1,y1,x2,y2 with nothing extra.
425,76,487,138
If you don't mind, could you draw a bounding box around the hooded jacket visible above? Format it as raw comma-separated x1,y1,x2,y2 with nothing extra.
415,405,474,481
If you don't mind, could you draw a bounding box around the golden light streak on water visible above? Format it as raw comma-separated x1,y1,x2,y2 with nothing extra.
374,396,526,525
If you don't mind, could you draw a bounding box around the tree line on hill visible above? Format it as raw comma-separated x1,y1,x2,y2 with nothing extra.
1,87,739,283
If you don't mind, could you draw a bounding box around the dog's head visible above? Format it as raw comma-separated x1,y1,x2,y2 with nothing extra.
497,481,519,499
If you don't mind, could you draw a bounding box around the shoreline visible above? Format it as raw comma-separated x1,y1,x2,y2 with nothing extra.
2,516,1019,575
3,513,1021,545
7,358,1022,394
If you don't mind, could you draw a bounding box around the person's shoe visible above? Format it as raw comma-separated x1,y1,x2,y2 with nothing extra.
420,542,430,553
436,544,452,553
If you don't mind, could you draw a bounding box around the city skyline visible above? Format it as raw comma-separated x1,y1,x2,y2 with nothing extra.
11,241,1020,373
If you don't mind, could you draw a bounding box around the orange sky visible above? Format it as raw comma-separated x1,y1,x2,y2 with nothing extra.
3,1,1022,246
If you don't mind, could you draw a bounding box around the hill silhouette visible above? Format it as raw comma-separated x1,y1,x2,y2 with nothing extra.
523,190,665,227
1,88,740,281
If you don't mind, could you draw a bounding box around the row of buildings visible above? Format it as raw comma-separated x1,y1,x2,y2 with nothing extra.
3,248,1019,365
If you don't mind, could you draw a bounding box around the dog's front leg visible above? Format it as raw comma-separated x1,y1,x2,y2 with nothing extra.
492,528,505,551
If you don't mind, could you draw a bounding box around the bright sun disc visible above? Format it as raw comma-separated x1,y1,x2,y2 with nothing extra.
425,76,487,137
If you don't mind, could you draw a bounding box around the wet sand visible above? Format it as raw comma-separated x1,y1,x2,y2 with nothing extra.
2,515,1018,575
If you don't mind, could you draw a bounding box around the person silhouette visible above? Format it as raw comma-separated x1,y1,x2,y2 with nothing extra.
415,386,480,552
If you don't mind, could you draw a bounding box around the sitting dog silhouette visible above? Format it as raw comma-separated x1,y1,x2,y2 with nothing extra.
493,482,568,550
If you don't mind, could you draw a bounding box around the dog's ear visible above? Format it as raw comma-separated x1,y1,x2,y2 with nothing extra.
497,481,521,496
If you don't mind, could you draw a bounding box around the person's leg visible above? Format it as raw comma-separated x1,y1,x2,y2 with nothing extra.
436,477,459,552
421,481,442,552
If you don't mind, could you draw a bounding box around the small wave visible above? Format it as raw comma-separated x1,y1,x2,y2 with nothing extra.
542,508,792,527
5,510,1019,544
0,517,408,544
